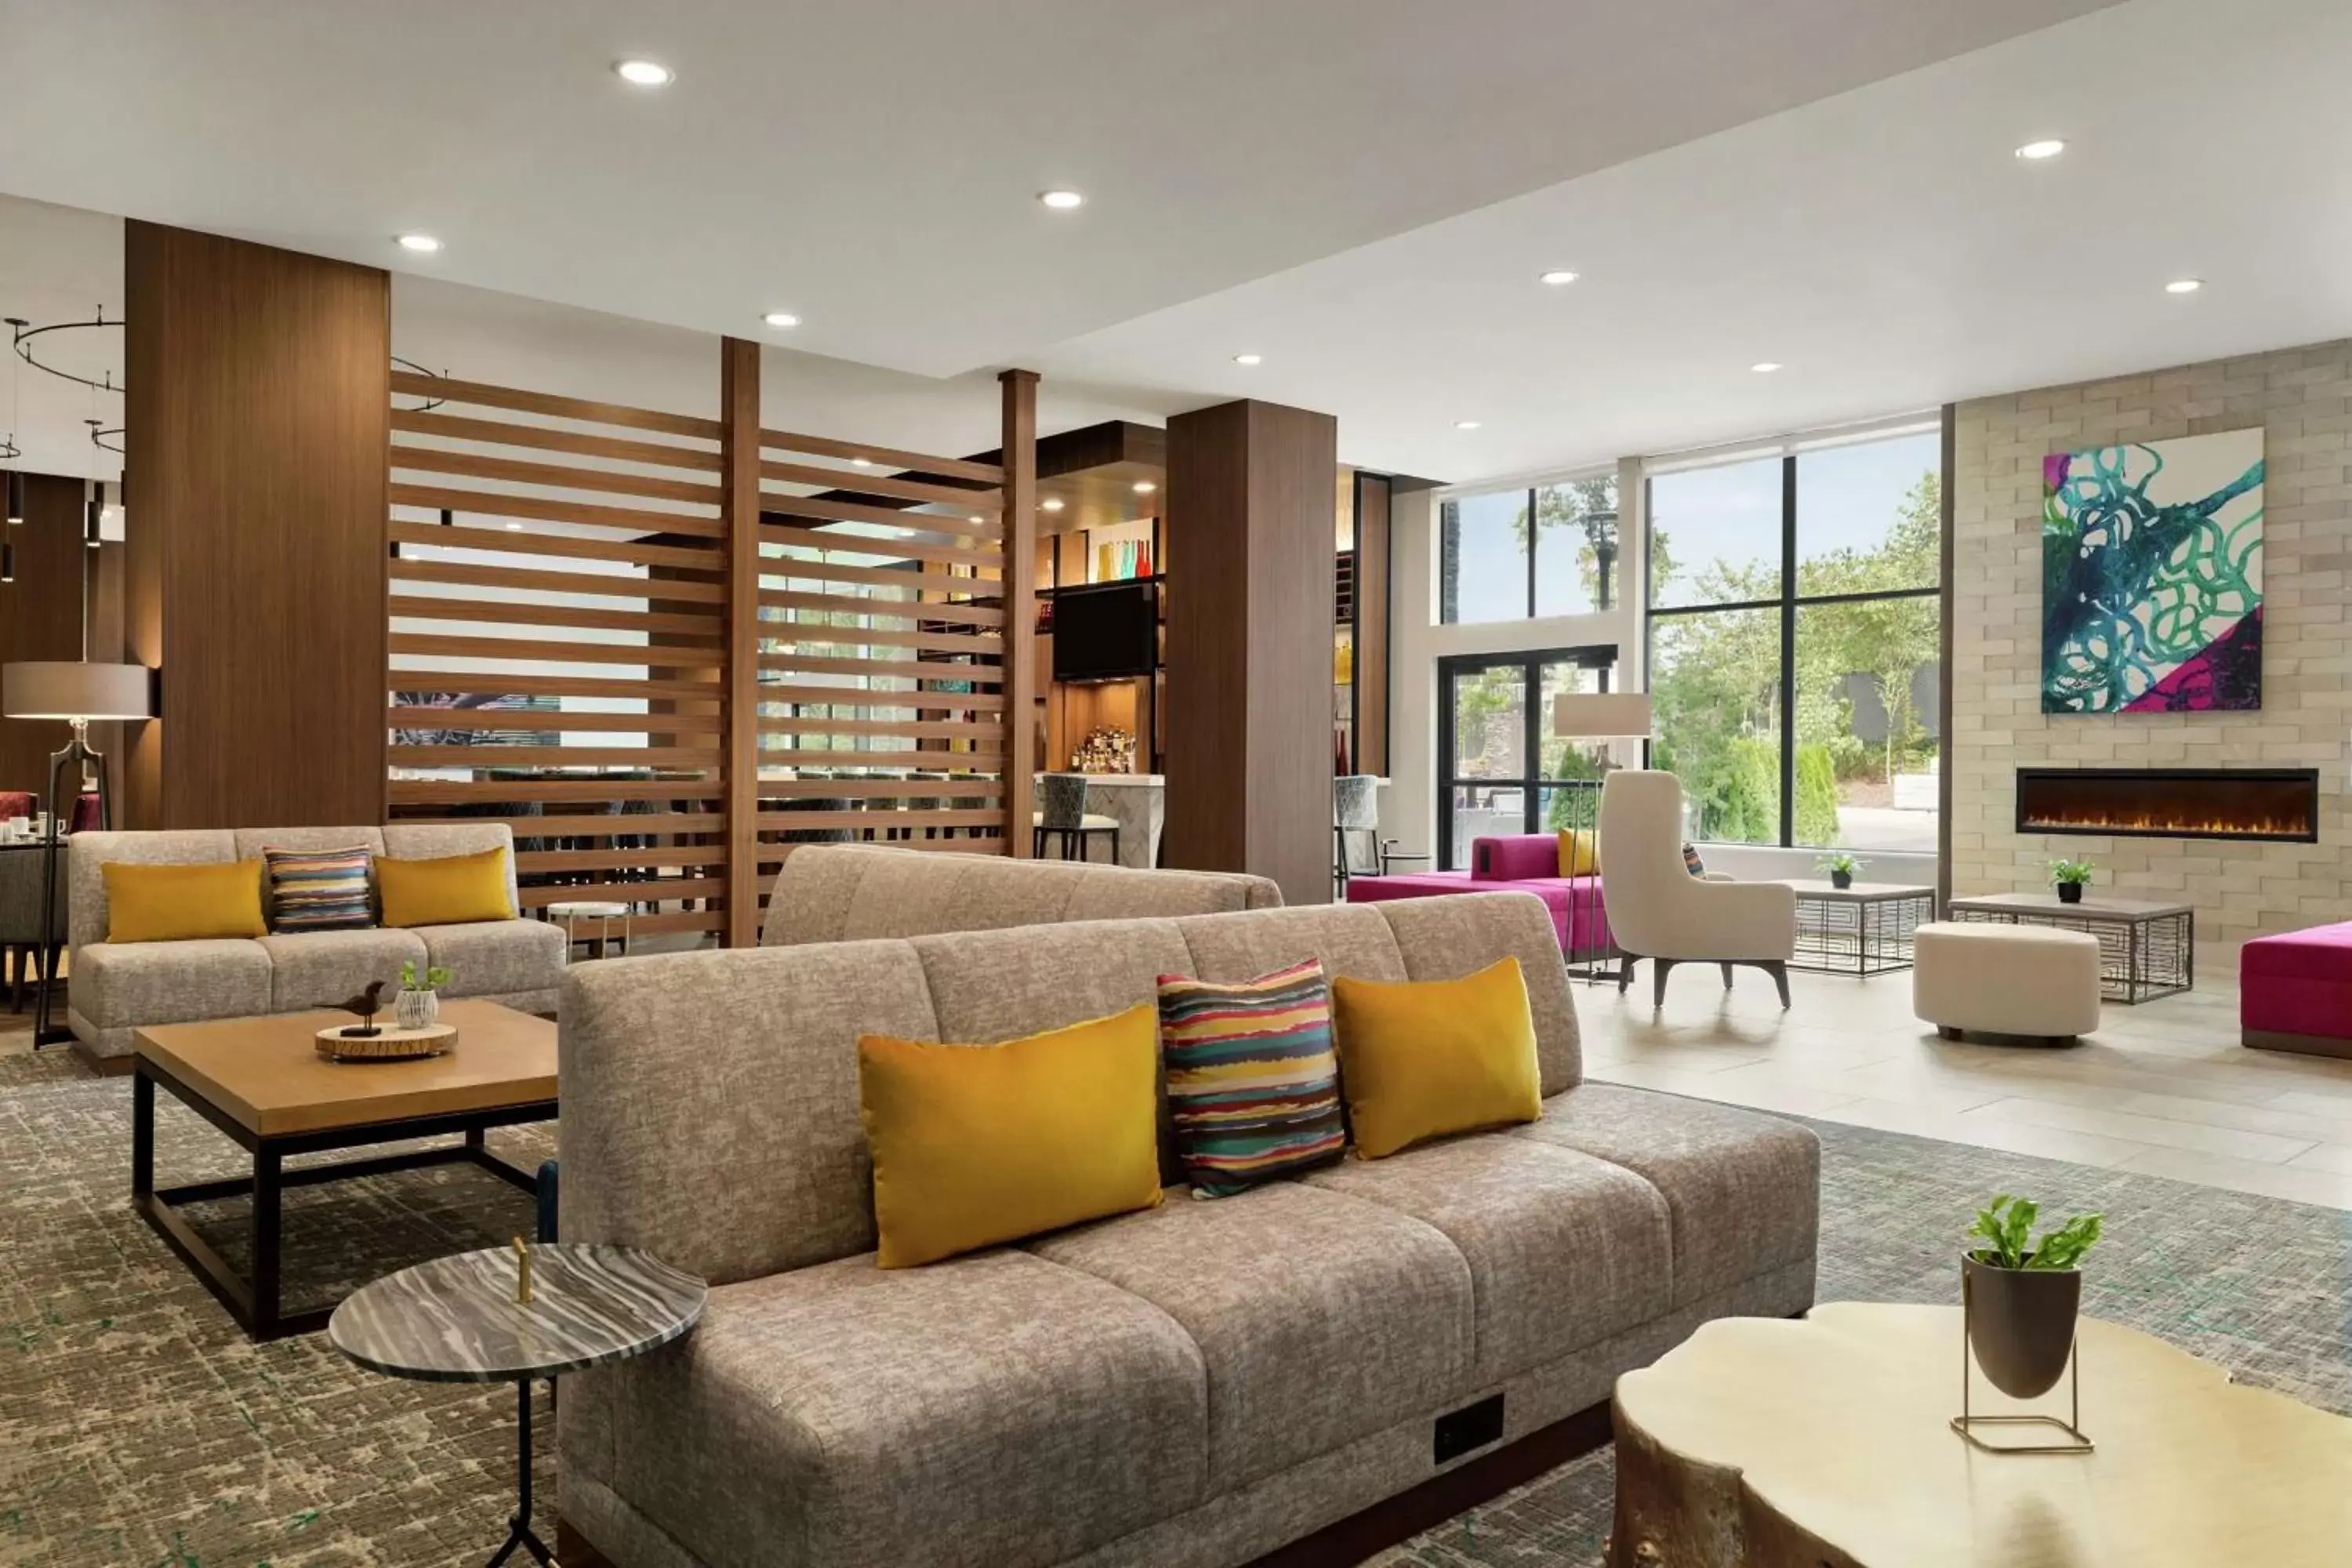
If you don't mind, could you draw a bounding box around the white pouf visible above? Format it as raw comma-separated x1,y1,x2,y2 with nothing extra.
1913,920,2100,1044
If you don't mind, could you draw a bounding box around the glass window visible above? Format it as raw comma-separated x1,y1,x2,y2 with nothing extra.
1533,477,1622,617
1445,785,1525,871
1649,606,1782,844
1795,601,1941,850
1647,457,1782,609
1796,433,1940,595
1439,490,1530,625
1449,663,1527,780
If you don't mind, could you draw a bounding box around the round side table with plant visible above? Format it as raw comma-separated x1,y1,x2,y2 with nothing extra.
1816,851,1866,891
2049,857,2096,906
1955,1192,2103,1451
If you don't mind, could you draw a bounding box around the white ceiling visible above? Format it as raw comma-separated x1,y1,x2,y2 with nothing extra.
7,0,2348,488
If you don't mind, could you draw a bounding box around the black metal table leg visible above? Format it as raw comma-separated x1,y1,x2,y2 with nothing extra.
488,1378,554,1566
252,1145,283,1338
132,1066,154,1200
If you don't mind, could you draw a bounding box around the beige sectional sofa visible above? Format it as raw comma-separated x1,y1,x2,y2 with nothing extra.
67,823,565,1061
760,842,1283,944
561,889,1820,1568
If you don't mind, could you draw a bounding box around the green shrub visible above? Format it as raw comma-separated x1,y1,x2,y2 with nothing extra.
1795,742,1840,845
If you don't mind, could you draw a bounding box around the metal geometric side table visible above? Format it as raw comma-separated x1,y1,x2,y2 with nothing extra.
1946,891,2195,1004
330,1243,704,1566
1782,880,1935,975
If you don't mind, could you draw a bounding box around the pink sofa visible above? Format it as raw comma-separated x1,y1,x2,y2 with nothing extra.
2241,921,2352,1058
1345,833,1612,959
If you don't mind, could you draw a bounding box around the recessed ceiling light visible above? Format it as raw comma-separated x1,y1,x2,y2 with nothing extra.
396,234,443,253
615,59,674,86
1232,353,1262,365
1132,481,1157,495
1454,420,1482,431
1038,190,1085,210
1751,361,1784,374
2165,278,2204,294
1040,497,1065,512
1539,270,1580,285
762,310,800,328
2014,139,2067,161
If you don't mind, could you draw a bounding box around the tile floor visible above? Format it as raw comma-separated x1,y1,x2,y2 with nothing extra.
1577,961,2352,1211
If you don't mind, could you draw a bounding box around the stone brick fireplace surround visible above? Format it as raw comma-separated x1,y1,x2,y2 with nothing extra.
1949,338,2350,965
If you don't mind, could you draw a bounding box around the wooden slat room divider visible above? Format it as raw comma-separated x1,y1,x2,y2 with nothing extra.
385,350,1036,947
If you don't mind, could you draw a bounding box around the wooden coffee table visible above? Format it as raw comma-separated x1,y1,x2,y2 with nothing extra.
1610,1301,2352,1566
132,1000,557,1341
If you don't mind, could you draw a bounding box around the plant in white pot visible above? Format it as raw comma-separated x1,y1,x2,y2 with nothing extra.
396,960,452,1030
1963,1194,2103,1401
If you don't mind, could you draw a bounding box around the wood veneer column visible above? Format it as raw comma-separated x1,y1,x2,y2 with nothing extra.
1355,473,1392,778
124,221,387,828
1163,398,1338,904
720,337,761,943
1000,369,1039,855
0,474,94,793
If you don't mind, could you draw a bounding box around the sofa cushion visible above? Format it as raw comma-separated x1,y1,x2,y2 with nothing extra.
258,927,427,1013
2242,921,2352,982
1330,957,1544,1159
1156,960,1345,1197
411,918,564,1000
858,1006,1165,1269
608,1250,1208,1568
1025,1181,1472,1493
1305,1133,1671,1381
1512,1081,1819,1306
73,938,272,1029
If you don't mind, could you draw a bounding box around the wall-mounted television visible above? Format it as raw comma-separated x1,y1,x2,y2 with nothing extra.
1052,580,1159,682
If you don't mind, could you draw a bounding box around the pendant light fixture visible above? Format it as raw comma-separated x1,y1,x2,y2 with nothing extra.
85,484,103,548
2,542,14,582
4,470,20,528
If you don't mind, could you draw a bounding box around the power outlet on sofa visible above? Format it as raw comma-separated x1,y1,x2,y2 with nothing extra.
1432,1394,1505,1465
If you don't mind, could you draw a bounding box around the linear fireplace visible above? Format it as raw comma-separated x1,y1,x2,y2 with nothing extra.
2016,767,2321,843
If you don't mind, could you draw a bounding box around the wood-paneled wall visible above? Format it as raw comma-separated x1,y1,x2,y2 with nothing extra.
125,221,389,828
383,349,1036,945
1163,399,1338,905
0,474,94,796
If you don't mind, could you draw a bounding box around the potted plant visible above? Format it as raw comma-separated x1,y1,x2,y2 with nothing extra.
1816,851,1865,891
396,960,452,1030
2049,858,2096,906
1963,1194,2102,1398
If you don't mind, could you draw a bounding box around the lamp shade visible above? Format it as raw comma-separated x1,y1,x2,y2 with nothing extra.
2,661,151,720
1551,691,1653,740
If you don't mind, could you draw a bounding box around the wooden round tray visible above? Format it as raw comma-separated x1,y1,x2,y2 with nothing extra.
315,1022,459,1062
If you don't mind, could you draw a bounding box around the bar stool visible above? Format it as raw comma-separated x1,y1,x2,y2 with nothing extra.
1033,773,1120,863
1334,774,1426,894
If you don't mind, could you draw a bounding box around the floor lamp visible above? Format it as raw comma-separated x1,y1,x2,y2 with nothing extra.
1548,691,1653,985
1,661,151,1047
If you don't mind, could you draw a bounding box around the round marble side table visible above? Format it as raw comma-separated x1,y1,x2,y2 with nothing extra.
329,1243,705,1566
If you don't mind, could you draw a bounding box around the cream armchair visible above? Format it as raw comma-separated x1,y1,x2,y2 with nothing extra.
1598,770,1796,1007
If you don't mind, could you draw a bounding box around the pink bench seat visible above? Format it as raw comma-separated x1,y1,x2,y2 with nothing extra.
2242,921,2352,1058
1344,834,1614,960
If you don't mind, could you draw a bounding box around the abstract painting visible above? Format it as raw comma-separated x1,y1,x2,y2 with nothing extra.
2042,428,2264,713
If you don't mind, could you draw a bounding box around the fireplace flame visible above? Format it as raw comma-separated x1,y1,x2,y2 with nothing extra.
2023,808,2310,837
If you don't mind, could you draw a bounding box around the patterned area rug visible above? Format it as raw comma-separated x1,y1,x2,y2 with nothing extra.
2,1049,2347,1568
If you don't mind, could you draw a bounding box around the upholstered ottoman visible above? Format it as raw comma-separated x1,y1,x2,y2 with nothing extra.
1913,921,2100,1044
2241,921,2352,1058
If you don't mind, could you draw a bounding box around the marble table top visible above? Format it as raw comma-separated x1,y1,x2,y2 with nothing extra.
329,1243,704,1385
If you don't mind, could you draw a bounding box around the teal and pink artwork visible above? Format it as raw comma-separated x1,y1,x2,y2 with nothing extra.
2041,428,2264,713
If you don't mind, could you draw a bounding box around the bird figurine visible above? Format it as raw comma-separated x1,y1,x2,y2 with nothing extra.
334,980,388,1038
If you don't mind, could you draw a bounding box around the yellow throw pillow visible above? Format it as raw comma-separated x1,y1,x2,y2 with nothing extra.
103,859,268,943
858,1005,1164,1269
1330,956,1543,1160
377,846,515,927
1556,828,1599,877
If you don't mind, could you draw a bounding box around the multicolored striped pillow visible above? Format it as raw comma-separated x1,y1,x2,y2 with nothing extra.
263,846,376,931
1156,960,1346,1198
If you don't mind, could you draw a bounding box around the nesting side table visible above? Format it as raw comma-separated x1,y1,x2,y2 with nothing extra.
330,1243,703,1566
